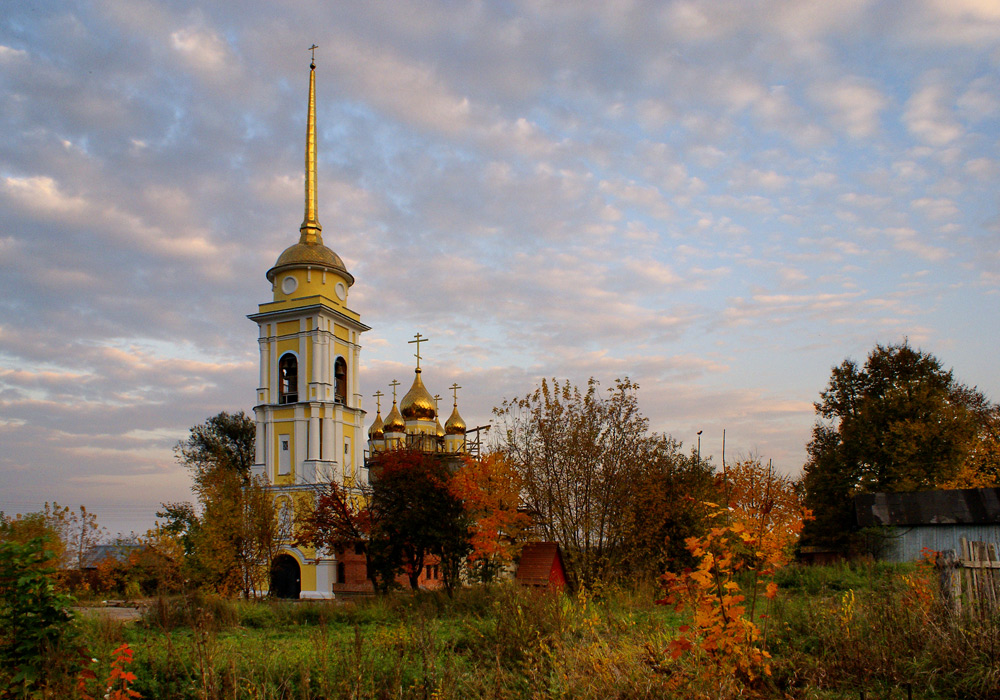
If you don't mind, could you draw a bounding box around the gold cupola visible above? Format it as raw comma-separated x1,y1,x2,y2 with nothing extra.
444,405,466,435
383,401,405,434
400,369,436,421
368,411,384,440
266,54,354,287
443,383,466,453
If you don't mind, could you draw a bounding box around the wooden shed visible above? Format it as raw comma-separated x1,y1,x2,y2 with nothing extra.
854,487,1000,562
514,542,567,589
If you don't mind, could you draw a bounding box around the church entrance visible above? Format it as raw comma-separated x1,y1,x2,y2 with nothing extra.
270,553,301,599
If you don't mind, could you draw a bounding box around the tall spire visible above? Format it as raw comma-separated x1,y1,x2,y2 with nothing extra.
300,45,322,245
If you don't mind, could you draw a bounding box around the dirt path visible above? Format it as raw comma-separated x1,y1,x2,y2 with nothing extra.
73,605,143,622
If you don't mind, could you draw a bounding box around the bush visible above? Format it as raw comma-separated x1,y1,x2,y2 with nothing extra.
0,538,86,696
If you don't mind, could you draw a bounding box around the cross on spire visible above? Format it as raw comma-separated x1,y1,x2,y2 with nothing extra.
408,332,430,370
389,379,401,402
373,389,384,413
434,394,442,412
308,43,319,67
450,383,462,406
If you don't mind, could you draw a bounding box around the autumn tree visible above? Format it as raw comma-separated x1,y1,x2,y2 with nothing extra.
494,377,708,587
370,449,470,593
449,453,532,583
621,441,718,577
169,410,279,597
296,480,387,591
658,457,809,693
299,449,471,594
801,342,997,550
723,457,808,569
0,503,106,571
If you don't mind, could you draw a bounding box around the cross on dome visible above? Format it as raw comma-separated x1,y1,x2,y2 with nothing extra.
408,332,430,369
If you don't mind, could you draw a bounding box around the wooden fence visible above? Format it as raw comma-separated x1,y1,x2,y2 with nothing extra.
935,537,1000,615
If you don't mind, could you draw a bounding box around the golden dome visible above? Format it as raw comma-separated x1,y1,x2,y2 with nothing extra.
400,369,436,421
445,405,466,435
435,418,445,438
368,411,384,439
266,240,354,285
383,402,405,433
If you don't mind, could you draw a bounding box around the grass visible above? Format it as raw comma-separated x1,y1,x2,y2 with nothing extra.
65,565,1000,700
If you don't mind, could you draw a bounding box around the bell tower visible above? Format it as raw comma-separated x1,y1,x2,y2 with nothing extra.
249,52,369,495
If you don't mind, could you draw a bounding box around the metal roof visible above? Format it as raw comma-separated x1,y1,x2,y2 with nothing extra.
855,487,1000,528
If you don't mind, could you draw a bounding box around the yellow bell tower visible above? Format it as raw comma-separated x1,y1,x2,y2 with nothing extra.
249,51,368,598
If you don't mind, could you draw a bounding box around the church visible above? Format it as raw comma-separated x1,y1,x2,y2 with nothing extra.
248,53,470,599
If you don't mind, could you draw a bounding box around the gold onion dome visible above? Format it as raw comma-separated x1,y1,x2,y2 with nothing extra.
400,369,436,421
445,405,466,435
435,417,445,438
368,411,384,439
383,402,405,433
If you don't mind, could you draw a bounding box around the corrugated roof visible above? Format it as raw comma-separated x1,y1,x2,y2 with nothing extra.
855,487,1000,527
80,544,144,568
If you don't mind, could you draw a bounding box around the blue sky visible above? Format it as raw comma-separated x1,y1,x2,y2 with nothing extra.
1,0,998,535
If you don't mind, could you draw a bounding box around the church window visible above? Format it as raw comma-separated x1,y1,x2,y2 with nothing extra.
334,356,347,404
336,561,345,584
279,353,298,404
278,435,291,475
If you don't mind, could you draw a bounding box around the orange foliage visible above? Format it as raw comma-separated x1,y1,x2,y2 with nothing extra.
658,458,811,695
450,453,532,582
722,458,808,570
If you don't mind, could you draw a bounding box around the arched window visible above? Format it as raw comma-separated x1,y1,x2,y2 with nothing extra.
334,356,347,404
279,353,298,404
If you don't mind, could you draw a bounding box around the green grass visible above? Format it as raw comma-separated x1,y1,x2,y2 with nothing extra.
67,567,1000,700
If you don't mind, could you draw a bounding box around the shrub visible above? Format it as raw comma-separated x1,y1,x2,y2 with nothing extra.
0,538,86,696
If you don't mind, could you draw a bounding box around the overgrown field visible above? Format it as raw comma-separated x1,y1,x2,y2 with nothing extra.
61,563,999,700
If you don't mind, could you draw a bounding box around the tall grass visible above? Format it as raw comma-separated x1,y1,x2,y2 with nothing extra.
63,567,1000,700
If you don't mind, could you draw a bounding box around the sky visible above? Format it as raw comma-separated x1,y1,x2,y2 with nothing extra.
1,0,999,536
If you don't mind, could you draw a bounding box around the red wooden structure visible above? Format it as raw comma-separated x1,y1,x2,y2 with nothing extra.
515,542,567,590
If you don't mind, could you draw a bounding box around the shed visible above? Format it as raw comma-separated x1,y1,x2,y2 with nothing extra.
80,544,144,569
854,487,1000,562
514,542,567,589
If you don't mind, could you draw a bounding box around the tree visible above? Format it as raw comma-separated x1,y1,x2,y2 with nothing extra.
0,503,106,571
449,453,532,583
801,342,996,550
299,449,471,594
494,377,705,587
370,449,470,594
170,411,278,597
722,457,809,569
296,480,388,592
620,441,718,577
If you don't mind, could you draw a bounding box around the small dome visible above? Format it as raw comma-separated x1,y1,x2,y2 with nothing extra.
368,411,384,439
383,402,405,433
266,240,355,286
445,405,466,435
400,369,436,421
435,418,445,438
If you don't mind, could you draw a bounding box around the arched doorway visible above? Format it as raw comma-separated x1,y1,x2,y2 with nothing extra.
270,553,301,599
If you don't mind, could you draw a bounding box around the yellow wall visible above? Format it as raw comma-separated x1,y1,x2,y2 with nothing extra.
271,269,351,306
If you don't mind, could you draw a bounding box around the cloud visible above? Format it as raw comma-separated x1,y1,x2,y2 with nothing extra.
810,77,889,138
1,0,998,534
903,82,964,146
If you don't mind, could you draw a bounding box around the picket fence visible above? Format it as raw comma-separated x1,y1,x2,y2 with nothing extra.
935,537,1000,615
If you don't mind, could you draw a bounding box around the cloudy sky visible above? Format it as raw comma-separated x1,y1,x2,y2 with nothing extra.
2,1,999,535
